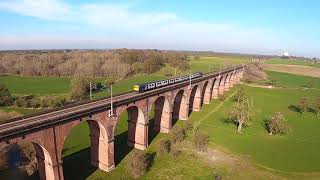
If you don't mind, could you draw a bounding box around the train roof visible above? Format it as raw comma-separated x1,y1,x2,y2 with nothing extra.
134,72,202,86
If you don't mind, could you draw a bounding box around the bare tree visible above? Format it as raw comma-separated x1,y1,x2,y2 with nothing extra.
313,97,320,116
228,95,255,133
298,97,310,115
266,112,290,135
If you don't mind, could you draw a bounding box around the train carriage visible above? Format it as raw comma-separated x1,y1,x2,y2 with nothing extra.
133,72,203,93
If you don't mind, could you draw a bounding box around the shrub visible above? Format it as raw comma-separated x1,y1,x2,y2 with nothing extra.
126,151,150,179
193,132,209,152
158,139,171,156
171,146,182,159
266,112,290,135
184,121,193,131
219,94,226,101
242,63,268,83
0,84,12,106
171,126,186,143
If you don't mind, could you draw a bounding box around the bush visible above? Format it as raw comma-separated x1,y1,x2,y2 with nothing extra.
126,151,151,179
171,126,186,143
158,139,171,156
243,63,268,83
0,84,12,106
219,94,226,101
171,146,182,159
266,112,290,135
184,121,193,131
193,132,209,152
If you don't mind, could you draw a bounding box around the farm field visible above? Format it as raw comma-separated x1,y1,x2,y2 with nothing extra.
265,58,320,68
263,64,320,78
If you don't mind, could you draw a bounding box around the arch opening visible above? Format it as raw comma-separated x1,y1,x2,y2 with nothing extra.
189,85,201,114
62,120,99,179
172,90,188,123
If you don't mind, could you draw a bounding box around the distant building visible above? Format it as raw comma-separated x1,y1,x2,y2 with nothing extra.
281,52,290,59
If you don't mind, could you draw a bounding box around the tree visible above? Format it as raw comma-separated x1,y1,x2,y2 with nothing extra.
234,86,245,104
0,84,12,106
266,112,290,135
313,97,320,116
298,97,310,115
228,95,255,133
194,55,200,61
70,75,92,101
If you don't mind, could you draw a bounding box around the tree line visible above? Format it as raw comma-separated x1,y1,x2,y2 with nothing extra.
0,49,189,78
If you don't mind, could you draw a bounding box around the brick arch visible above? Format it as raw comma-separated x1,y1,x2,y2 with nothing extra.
189,84,202,113
224,73,232,91
58,117,114,174
86,119,113,172
172,89,189,121
149,95,172,133
114,105,148,150
229,71,236,88
218,74,227,95
200,81,209,105
32,142,55,180
203,79,214,104
211,77,220,99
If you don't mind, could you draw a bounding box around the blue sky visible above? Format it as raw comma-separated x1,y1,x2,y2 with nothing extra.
0,0,319,57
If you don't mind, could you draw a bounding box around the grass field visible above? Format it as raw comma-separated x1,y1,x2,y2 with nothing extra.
262,71,320,89
0,74,71,95
265,58,320,68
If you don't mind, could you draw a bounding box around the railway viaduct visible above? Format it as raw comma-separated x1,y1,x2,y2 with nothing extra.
0,65,245,180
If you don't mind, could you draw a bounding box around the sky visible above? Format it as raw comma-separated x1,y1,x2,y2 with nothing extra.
0,0,319,57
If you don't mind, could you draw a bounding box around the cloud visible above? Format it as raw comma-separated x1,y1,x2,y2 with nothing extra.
1,0,310,56
0,0,73,21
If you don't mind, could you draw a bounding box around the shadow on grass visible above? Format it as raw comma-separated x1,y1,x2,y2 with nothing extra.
148,118,160,145
114,130,133,165
63,148,96,180
308,107,318,115
288,105,301,114
146,152,156,171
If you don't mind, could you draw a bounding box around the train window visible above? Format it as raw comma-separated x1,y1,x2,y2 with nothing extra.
156,82,162,87
169,79,174,84
162,80,168,85
148,83,154,89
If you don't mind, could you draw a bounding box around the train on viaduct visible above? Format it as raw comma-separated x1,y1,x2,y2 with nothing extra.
0,65,245,180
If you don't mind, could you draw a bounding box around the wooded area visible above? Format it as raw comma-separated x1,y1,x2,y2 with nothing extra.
0,49,189,77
